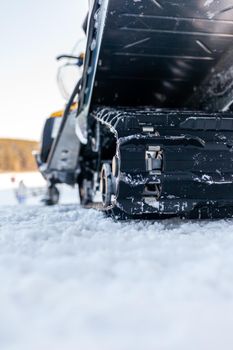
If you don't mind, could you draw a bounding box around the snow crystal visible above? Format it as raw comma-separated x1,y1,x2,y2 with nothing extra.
204,0,214,7
144,198,160,209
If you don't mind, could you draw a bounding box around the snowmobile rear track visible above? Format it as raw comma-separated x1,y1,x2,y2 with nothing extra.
90,107,233,220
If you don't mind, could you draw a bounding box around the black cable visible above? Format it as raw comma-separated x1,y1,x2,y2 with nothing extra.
47,78,82,167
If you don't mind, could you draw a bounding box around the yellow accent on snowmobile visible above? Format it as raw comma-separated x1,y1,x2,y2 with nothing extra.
70,102,78,111
49,110,64,118
49,103,78,119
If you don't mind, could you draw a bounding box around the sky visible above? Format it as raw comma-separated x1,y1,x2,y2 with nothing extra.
0,0,88,141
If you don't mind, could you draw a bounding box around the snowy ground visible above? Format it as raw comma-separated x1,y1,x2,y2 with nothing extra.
1,173,233,350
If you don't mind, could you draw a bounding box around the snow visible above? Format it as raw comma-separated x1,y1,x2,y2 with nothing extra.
204,0,214,7
1,173,233,349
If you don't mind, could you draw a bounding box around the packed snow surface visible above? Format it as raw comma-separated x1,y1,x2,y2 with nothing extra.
1,173,233,350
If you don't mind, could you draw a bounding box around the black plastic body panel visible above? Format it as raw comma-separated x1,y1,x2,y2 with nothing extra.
80,0,233,111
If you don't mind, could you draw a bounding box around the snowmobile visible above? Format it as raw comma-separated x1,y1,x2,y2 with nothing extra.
35,46,85,205
37,0,233,219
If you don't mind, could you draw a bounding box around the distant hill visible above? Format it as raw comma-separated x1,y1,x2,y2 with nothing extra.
0,139,39,172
